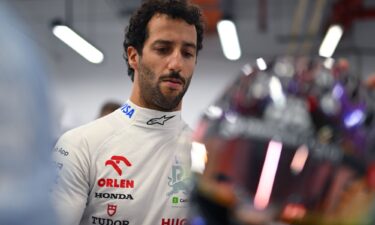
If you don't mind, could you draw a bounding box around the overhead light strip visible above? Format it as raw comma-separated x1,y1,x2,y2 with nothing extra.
52,24,104,64
319,24,343,58
217,20,241,61
254,140,283,210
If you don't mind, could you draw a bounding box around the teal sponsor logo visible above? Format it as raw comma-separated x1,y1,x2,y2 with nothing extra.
167,165,191,197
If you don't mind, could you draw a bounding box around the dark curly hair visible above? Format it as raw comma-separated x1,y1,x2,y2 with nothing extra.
123,0,204,81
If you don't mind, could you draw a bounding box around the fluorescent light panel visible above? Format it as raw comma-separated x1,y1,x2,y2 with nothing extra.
319,24,343,58
52,25,104,64
256,57,267,70
254,140,283,210
190,142,208,174
323,57,335,69
269,76,286,107
217,20,241,61
290,145,309,174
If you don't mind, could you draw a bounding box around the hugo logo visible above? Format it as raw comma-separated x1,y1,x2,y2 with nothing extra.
161,218,187,225
105,156,132,176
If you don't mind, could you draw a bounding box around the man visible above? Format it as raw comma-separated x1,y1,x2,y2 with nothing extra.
51,1,204,225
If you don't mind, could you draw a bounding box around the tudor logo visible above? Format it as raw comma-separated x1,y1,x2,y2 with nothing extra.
147,115,175,125
107,204,117,217
105,156,132,176
92,216,129,225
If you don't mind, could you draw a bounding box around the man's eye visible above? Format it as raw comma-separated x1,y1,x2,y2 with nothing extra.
182,51,194,58
155,48,169,54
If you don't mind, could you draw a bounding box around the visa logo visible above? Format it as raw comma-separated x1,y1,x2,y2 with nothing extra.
121,103,135,119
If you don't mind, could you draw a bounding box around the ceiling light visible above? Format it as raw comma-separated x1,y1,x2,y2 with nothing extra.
323,57,335,69
191,142,207,174
217,20,241,61
256,57,267,70
319,24,343,58
269,76,286,107
52,22,104,64
254,140,283,210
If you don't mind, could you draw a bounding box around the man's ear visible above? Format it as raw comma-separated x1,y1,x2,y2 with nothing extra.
127,46,139,71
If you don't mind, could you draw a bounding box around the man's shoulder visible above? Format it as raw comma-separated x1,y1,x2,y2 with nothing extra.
57,111,124,147
180,120,193,133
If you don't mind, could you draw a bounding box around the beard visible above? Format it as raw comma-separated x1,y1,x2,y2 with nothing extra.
137,60,192,111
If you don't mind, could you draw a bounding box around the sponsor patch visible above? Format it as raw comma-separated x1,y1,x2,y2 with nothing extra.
95,192,134,200
105,155,132,176
147,115,175,125
53,147,69,156
92,216,129,225
107,204,117,217
121,103,135,119
97,178,134,189
161,218,187,225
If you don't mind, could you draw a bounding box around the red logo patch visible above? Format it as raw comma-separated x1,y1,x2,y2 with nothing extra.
105,156,132,176
107,204,117,217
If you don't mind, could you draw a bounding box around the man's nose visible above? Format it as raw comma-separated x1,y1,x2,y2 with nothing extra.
167,51,183,72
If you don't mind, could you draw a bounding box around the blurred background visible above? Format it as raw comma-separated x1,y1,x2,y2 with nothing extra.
7,0,375,132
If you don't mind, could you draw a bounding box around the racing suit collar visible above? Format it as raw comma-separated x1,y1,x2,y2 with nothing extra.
119,100,183,128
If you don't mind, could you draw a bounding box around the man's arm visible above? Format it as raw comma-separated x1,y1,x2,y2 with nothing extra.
51,133,90,225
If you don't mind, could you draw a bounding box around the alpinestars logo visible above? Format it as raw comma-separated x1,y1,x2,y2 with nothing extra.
147,115,175,125
105,156,132,176
107,204,117,216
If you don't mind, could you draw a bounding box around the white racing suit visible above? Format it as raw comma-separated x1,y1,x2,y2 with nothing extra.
52,100,192,225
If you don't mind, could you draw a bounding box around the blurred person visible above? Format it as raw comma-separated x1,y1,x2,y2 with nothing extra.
97,101,122,118
51,1,204,225
0,1,57,225
364,73,375,89
188,57,375,225
363,72,375,190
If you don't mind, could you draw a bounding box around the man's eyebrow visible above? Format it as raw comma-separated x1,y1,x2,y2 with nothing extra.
152,40,196,50
183,41,197,50
152,40,173,46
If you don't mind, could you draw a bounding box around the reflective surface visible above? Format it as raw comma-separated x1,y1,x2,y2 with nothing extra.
189,57,375,225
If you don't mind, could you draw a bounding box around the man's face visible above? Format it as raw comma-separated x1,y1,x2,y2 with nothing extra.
129,13,197,111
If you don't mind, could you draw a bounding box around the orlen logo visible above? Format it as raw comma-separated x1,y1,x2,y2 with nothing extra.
105,156,132,176
97,155,135,189
161,218,187,225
